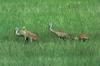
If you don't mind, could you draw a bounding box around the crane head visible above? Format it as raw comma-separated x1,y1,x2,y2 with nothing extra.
15,27,20,35
48,23,53,29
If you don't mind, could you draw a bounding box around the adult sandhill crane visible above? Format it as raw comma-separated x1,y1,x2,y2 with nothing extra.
15,27,39,42
49,23,70,40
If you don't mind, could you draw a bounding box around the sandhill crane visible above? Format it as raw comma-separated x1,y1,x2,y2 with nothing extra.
79,34,89,41
49,23,70,40
73,34,89,41
15,27,39,42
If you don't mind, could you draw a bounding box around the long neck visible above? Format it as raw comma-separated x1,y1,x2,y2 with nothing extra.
49,24,56,33
15,29,20,35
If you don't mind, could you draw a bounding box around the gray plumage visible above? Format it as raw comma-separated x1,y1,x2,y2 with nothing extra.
49,23,70,39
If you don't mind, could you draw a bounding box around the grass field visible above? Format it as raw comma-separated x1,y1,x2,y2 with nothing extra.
0,0,100,66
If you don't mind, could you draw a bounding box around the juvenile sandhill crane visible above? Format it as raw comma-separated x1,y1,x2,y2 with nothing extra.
15,27,39,42
79,34,89,41
49,23,70,40
73,34,89,42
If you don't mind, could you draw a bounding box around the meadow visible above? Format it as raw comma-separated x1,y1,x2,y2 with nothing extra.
0,0,100,66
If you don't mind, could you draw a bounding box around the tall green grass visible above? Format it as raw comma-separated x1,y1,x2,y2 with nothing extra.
0,0,100,66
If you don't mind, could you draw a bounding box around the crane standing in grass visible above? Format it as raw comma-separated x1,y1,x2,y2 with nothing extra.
73,34,89,42
15,27,39,42
49,23,70,40
78,34,89,41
